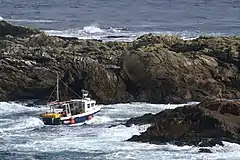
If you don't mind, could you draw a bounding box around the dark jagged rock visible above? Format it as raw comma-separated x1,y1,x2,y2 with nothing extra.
198,148,212,153
0,22,240,104
126,99,240,147
199,138,223,147
125,113,155,127
0,21,41,37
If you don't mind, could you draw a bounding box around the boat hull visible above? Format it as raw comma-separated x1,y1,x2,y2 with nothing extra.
41,108,101,125
42,117,61,125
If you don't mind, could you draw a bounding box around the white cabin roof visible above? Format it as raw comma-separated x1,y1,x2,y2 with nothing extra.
70,99,96,103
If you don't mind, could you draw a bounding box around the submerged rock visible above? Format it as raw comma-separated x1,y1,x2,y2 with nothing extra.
126,99,240,147
198,148,212,153
199,138,223,147
0,22,239,103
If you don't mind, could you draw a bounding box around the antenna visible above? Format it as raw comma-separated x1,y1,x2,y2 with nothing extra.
81,89,88,99
56,72,59,101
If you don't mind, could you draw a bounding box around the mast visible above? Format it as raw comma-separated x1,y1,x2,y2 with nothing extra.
56,72,59,101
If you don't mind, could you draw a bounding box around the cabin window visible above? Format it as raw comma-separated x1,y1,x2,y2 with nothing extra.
87,104,90,108
91,103,94,107
70,103,74,109
73,102,78,108
81,102,84,107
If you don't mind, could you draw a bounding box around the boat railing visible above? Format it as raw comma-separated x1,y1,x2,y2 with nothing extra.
47,100,71,105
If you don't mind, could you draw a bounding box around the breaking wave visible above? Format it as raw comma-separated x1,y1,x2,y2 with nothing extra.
83,25,104,34
85,115,113,125
44,24,133,41
0,102,45,116
0,116,44,132
44,24,229,42
0,18,229,42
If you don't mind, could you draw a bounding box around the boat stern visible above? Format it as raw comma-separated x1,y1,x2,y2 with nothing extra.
40,113,62,125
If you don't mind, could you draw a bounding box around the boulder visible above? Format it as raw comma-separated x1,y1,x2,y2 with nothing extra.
126,99,240,147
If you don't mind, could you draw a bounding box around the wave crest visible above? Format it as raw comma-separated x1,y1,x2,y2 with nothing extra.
0,117,44,133
83,25,104,34
85,116,112,125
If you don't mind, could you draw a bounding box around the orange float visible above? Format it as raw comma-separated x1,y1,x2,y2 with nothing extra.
69,117,75,124
88,115,93,120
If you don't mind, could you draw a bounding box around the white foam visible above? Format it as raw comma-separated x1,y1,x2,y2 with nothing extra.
83,25,104,34
44,28,199,42
3,101,240,160
11,124,143,152
46,25,108,36
42,22,230,42
108,27,122,33
0,118,14,124
10,123,240,160
45,28,101,39
0,116,44,132
98,125,142,141
0,102,45,116
101,102,197,120
0,16,4,20
85,116,113,125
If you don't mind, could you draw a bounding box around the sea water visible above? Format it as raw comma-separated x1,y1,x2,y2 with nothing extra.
0,0,239,41
0,102,240,159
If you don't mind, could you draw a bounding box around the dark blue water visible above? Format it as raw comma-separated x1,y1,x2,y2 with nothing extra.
0,0,239,41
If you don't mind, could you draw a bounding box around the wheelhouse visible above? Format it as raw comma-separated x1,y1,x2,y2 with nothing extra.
48,97,96,117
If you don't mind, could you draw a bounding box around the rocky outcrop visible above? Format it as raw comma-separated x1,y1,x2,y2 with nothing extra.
0,21,41,37
198,148,212,153
126,99,240,147
0,21,240,104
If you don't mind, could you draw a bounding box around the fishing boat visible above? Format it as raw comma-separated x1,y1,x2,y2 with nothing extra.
40,73,101,125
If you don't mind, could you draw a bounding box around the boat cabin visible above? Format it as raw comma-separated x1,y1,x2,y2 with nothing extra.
48,92,96,117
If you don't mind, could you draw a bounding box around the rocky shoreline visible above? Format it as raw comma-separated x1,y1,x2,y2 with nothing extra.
0,20,239,104
1,21,240,152
126,99,240,150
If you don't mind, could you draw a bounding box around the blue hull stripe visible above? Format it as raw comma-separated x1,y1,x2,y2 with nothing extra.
62,110,100,125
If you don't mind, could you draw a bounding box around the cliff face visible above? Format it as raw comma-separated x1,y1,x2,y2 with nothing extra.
0,21,240,104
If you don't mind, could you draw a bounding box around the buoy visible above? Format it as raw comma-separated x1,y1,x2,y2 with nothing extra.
88,115,92,120
70,117,75,124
